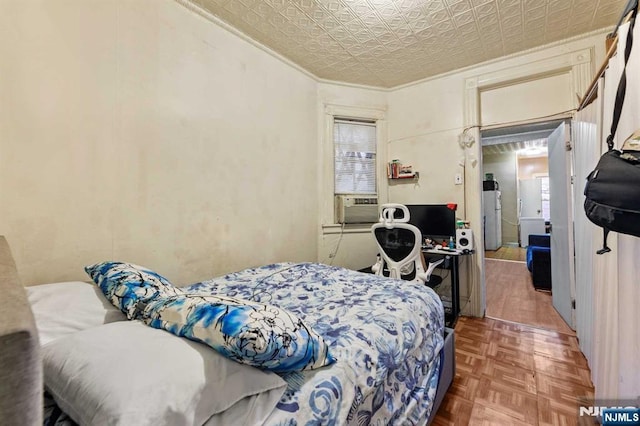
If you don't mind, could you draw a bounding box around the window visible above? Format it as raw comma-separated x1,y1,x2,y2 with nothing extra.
334,119,377,195
321,105,385,227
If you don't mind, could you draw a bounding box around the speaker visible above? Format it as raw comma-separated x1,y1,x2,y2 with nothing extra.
456,229,473,250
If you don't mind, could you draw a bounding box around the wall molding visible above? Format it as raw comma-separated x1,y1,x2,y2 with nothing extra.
173,0,318,82
393,29,608,91
175,0,609,93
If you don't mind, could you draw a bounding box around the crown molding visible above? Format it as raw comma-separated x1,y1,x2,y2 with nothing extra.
391,27,612,91
176,0,612,93
174,0,318,82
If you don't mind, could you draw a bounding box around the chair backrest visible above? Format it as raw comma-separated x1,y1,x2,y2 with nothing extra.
528,233,550,248
371,204,424,280
372,225,421,263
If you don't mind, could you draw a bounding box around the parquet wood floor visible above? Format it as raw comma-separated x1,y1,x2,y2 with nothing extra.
431,316,594,426
484,259,573,335
485,246,527,262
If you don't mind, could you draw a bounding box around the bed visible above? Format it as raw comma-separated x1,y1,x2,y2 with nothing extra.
0,236,454,425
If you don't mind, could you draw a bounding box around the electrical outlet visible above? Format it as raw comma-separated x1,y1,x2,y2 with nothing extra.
455,173,463,185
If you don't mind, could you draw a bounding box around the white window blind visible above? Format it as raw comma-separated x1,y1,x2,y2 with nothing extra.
334,119,377,195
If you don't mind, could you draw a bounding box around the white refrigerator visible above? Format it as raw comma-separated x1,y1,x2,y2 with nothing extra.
483,189,502,250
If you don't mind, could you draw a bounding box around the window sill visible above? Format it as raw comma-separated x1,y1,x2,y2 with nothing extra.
322,224,374,234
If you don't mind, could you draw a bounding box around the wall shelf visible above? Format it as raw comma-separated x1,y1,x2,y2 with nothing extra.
387,160,418,181
388,172,419,180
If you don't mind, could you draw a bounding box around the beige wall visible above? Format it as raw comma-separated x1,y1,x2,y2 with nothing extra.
483,153,519,245
480,73,574,126
518,156,549,180
389,35,604,228
387,33,607,220
316,83,387,271
1,0,610,288
387,74,467,215
386,31,607,315
0,0,318,285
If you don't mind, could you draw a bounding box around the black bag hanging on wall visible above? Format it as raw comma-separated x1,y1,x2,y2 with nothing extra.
584,1,640,255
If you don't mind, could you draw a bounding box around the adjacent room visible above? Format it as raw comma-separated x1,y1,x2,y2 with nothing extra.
480,123,574,334
1,0,639,425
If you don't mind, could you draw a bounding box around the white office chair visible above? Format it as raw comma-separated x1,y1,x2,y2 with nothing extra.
371,204,443,286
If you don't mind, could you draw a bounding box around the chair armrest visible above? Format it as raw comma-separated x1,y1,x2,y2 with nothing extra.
531,246,551,262
530,246,552,290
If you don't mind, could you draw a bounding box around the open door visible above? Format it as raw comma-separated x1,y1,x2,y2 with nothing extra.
547,121,575,329
519,179,542,217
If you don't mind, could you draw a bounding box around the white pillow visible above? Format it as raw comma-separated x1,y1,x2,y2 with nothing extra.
27,281,125,345
42,321,287,426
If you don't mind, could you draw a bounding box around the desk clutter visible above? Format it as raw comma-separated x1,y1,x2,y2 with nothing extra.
423,235,474,255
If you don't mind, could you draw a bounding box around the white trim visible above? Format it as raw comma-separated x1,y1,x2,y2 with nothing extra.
475,49,592,91
322,224,375,235
334,118,376,125
393,29,608,91
317,78,393,92
463,47,595,318
324,104,387,120
480,114,573,132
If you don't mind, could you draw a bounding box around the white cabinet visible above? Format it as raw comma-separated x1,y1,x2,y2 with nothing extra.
519,217,545,247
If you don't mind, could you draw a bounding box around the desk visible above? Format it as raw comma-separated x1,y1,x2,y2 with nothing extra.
423,248,472,327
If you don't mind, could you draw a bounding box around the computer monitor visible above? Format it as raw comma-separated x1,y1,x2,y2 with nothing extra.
404,204,457,242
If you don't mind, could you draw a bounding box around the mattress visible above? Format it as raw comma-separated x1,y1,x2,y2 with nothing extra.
43,262,444,425
190,262,445,425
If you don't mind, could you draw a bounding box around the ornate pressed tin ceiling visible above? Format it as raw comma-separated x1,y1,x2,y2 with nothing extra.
188,0,626,88
482,138,547,156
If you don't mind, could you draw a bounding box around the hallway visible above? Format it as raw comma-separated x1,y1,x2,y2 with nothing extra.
484,258,573,335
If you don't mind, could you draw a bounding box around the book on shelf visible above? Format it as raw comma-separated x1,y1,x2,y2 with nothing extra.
387,160,399,178
388,160,415,178
399,164,413,174
398,164,414,177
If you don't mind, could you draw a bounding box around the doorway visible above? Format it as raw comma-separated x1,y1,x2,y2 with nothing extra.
480,121,573,334
461,47,592,324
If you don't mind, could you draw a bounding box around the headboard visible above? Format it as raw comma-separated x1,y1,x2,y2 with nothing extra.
0,236,42,425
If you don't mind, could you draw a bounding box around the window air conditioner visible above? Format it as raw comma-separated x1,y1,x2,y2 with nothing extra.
336,195,379,224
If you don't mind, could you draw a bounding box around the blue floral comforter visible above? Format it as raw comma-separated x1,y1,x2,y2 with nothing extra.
186,262,444,426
